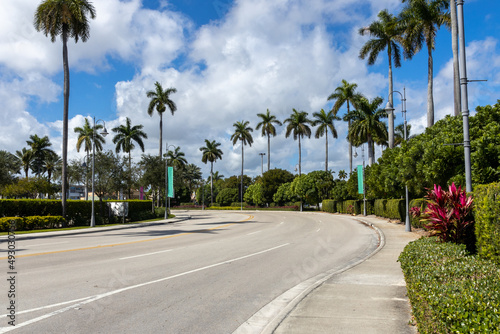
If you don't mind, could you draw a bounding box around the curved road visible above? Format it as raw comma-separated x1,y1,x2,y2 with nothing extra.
0,211,379,333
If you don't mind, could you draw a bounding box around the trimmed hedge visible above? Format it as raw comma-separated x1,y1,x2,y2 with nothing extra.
321,199,373,216
0,216,65,232
408,198,427,228
373,199,405,221
399,237,500,333
474,182,500,265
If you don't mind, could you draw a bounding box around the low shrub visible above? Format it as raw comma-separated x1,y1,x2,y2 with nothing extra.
409,198,427,228
0,216,65,232
399,237,500,333
474,182,500,265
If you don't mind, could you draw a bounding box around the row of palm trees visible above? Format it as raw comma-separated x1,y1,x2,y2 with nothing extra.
358,0,456,148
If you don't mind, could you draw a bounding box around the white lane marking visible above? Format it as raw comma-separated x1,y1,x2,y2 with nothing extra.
246,230,262,236
24,241,69,247
0,243,290,333
316,228,321,232
119,249,173,260
0,296,92,317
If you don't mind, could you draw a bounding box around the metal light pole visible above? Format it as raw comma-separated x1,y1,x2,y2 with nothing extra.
259,153,266,176
385,88,411,232
91,117,108,227
456,0,472,193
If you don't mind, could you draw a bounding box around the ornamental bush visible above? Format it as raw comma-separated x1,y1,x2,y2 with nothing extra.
399,237,500,333
474,182,500,265
0,216,65,232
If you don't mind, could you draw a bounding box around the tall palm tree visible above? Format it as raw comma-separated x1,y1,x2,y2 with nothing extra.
394,123,413,146
167,146,187,169
359,9,404,149
313,109,340,172
15,148,33,178
34,0,96,219
43,152,61,183
284,109,313,176
450,0,461,116
146,81,177,158
256,109,282,171
26,134,56,177
345,97,388,165
182,163,202,202
328,80,364,173
199,139,224,205
400,0,450,128
112,117,148,198
231,121,253,206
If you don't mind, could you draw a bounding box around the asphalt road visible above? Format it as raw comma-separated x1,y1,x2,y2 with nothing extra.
0,211,379,334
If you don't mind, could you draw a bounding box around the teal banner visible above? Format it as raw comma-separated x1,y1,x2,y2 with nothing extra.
357,165,364,194
168,167,174,198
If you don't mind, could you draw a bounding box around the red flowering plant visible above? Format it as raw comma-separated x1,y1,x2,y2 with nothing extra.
421,183,474,245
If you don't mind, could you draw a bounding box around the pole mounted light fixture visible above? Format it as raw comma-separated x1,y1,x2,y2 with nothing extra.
91,117,108,227
385,88,411,232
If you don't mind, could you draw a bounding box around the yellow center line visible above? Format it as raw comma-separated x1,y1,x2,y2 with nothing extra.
1,215,254,259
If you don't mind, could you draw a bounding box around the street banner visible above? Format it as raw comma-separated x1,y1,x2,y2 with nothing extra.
168,167,174,198
357,165,364,194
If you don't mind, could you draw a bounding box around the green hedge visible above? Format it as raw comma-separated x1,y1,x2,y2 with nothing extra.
399,237,500,333
474,182,500,265
373,199,405,221
0,216,66,232
321,199,373,216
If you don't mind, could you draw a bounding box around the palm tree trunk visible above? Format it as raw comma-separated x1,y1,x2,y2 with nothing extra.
241,142,244,204
427,42,435,128
158,113,163,206
347,102,352,173
388,49,395,148
325,133,328,172
128,152,132,199
367,136,374,165
298,136,302,176
267,133,271,171
210,161,214,206
451,0,461,116
61,28,69,225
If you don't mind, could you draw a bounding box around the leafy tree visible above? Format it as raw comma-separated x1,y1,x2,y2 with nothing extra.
284,109,313,175
256,109,282,171
359,9,404,148
244,183,264,206
199,139,223,205
34,0,96,219
337,170,348,180
330,180,350,201
312,109,340,171
220,175,252,191
146,82,177,157
216,188,239,206
260,168,295,204
345,97,388,165
328,80,364,173
273,182,296,205
231,121,253,204
290,171,334,207
138,154,165,206
2,178,55,199
400,0,450,127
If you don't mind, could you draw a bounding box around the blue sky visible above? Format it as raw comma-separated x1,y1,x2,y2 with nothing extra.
1,0,499,180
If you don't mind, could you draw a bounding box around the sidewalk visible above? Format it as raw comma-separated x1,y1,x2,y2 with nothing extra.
273,215,419,334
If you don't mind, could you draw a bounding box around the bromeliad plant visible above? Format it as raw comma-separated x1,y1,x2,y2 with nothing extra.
421,183,474,245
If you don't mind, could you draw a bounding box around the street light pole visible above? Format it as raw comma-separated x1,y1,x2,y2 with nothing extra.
385,88,411,232
91,117,108,227
165,144,176,219
456,0,472,193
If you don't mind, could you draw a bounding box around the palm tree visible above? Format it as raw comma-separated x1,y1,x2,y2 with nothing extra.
15,148,33,178
359,9,404,149
256,109,282,171
199,139,223,205
284,109,313,176
231,121,254,206
167,146,187,170
146,81,177,158
338,170,348,180
182,163,202,202
34,0,96,219
26,134,56,177
394,123,413,146
43,152,61,184
313,109,340,172
450,0,461,116
400,0,450,127
345,97,388,165
112,117,148,198
328,80,364,173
